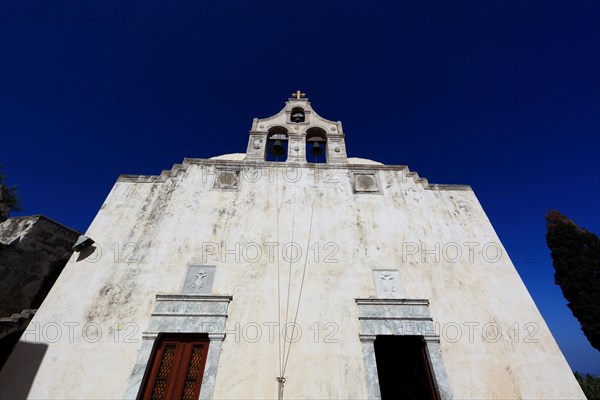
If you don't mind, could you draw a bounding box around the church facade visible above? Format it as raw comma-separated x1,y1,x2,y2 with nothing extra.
0,94,584,399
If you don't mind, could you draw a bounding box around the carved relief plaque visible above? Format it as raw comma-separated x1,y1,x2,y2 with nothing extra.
372,269,405,298
182,265,216,294
246,135,266,160
212,169,240,190
352,172,380,193
329,140,343,157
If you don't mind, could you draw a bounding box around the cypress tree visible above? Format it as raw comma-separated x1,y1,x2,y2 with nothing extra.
546,210,600,351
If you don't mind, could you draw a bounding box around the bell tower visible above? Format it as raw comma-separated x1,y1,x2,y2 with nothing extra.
244,91,348,164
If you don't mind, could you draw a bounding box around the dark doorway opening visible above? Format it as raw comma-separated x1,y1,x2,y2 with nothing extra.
374,335,439,400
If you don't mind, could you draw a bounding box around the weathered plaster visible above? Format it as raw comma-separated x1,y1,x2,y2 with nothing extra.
0,98,585,399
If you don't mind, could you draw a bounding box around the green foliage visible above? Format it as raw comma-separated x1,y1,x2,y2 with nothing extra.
546,210,600,351
0,164,23,216
575,372,600,399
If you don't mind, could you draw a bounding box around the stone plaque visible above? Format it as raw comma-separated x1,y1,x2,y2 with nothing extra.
212,170,240,190
353,173,380,193
287,137,306,162
246,134,266,161
372,269,404,298
182,265,216,294
329,140,343,157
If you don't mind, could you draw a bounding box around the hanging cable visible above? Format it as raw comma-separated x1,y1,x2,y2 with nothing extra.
281,166,299,377
281,158,319,377
275,160,283,379
275,156,320,397
274,158,287,400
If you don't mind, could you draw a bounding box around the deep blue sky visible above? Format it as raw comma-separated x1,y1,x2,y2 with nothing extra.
1,0,598,375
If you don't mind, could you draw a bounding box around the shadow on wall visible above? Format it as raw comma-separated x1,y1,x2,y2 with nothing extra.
0,341,48,399
0,329,25,370
76,244,98,262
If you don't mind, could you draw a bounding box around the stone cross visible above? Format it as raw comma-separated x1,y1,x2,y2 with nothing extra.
292,90,306,99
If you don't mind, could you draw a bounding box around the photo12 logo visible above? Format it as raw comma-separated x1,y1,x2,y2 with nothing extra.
401,241,503,264
200,241,340,264
21,321,141,344
202,321,340,344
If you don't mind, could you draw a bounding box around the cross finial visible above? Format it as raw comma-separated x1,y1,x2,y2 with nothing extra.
292,90,306,99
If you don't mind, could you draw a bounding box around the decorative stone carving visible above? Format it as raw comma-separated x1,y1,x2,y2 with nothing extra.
328,140,342,156
326,136,348,163
183,265,216,294
372,269,404,298
287,137,306,162
244,133,267,161
212,169,240,190
351,171,380,193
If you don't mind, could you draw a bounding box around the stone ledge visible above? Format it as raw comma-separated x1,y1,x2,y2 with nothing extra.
0,309,37,323
0,309,37,341
356,298,430,306
116,157,473,190
155,294,232,302
425,184,472,191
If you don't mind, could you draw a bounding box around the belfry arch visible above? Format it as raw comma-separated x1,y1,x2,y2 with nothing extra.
305,127,327,163
244,91,348,164
266,126,288,162
290,107,305,123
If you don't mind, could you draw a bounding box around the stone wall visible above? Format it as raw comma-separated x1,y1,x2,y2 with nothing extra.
0,215,80,349
0,216,80,317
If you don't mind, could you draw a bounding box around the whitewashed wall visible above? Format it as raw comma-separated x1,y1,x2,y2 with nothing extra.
0,155,584,399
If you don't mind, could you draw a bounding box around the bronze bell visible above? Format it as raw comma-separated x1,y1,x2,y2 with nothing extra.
270,140,285,157
291,112,304,123
310,141,323,157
